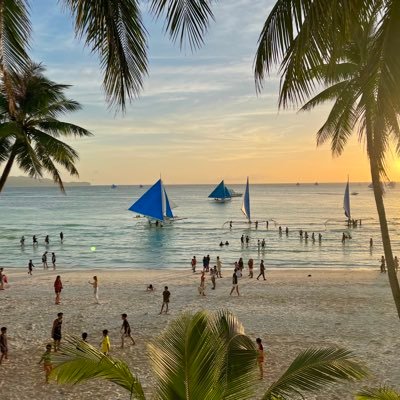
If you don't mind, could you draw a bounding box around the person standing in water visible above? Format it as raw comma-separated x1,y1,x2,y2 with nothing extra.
380,256,386,273
54,276,63,305
191,256,197,273
248,258,254,278
20,236,25,246
370,238,373,248
60,232,64,243
45,235,49,245
42,252,48,269
120,314,135,348
88,276,99,303
33,235,38,245
51,253,56,270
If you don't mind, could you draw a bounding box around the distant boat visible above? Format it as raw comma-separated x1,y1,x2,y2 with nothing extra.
241,177,251,222
351,192,359,196
296,182,300,186
314,182,319,186
344,178,351,220
139,184,143,188
111,184,117,189
227,187,242,197
128,178,176,223
208,180,231,202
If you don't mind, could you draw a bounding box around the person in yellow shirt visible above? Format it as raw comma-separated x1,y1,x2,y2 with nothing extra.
100,329,110,355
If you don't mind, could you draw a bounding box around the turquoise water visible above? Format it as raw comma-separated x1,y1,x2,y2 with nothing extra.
0,183,399,269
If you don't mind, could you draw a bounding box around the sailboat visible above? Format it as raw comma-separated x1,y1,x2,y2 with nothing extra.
128,178,176,224
241,177,251,222
208,180,232,202
343,178,351,221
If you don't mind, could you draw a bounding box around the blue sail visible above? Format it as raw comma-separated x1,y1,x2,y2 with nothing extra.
343,179,351,219
241,177,251,221
208,180,231,199
129,179,164,221
164,190,174,218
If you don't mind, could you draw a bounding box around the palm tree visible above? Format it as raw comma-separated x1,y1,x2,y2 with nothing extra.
0,62,92,192
51,310,367,399
0,0,215,112
254,1,400,319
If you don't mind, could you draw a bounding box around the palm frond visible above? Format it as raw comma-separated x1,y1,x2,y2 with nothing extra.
0,0,31,75
211,310,258,400
36,120,92,138
0,137,11,163
262,347,368,400
150,0,215,51
356,387,400,400
14,138,43,178
149,311,225,400
51,336,146,400
63,0,148,111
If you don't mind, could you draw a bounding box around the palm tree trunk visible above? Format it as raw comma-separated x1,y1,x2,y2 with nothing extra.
365,108,400,319
369,157,400,320
0,146,17,192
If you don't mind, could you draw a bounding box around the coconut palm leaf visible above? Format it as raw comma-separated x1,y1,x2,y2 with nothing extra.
148,309,258,400
356,387,400,400
150,0,215,51
0,0,31,75
262,348,368,400
51,336,146,400
35,120,93,138
63,0,148,111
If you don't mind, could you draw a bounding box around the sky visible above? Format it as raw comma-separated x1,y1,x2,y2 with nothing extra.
9,0,400,185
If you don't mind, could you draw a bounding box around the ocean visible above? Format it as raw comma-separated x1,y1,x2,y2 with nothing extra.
0,183,399,270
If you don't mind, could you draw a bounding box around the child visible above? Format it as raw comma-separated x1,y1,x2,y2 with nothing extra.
81,332,88,342
38,344,53,383
100,329,111,355
256,338,265,379
159,286,170,314
146,284,154,291
120,314,135,348
0,327,8,364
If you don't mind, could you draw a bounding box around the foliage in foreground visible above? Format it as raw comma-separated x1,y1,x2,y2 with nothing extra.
51,310,368,399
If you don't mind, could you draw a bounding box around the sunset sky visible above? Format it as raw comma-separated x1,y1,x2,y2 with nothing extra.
10,0,400,185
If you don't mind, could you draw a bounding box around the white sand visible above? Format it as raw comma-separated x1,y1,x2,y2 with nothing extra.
0,267,399,399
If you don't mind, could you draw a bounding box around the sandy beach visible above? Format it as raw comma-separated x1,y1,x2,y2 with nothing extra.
0,267,399,399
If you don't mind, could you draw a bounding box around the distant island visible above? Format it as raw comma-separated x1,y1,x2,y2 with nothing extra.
5,176,91,187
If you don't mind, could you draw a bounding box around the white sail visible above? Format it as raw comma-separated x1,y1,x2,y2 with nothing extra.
241,177,251,221
343,179,351,219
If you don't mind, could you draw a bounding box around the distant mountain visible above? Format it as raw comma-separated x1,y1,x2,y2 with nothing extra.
5,176,91,187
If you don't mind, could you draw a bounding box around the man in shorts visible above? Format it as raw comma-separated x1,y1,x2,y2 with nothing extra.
159,286,171,314
230,271,240,296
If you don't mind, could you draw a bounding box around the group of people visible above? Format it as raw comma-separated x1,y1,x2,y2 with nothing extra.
20,232,64,247
379,255,399,273
27,251,57,274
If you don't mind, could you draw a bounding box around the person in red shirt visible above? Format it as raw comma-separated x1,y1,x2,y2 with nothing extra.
54,276,63,305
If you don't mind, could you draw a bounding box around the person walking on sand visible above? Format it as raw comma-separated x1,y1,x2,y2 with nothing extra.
100,329,111,355
54,276,63,305
42,252,48,269
28,259,35,275
248,258,254,278
88,276,99,303
38,344,53,383
51,313,63,352
216,256,222,278
199,271,206,296
230,270,240,296
257,260,266,281
120,313,135,348
0,327,8,364
380,255,386,273
51,252,56,270
256,338,265,379
159,286,171,314
191,256,197,273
